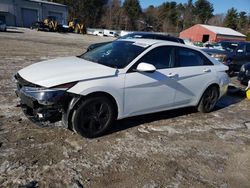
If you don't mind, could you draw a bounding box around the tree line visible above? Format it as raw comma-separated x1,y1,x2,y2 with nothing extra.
49,0,250,35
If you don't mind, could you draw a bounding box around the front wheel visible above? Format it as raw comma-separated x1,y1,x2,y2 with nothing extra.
71,96,116,138
197,86,219,113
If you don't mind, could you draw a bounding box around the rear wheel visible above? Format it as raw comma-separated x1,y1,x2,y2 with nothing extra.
71,96,116,138
197,86,219,113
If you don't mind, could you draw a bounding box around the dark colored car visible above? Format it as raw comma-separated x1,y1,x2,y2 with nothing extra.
238,62,250,85
87,32,185,51
30,19,68,33
202,41,250,74
30,21,49,31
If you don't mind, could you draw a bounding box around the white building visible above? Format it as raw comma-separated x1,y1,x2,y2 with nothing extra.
0,0,68,27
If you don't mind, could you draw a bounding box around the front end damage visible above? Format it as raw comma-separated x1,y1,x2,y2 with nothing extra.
14,73,73,124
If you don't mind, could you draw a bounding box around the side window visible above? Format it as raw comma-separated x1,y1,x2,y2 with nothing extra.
246,44,250,53
177,47,212,67
138,46,175,69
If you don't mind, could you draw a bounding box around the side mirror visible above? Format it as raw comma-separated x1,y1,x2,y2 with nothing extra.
136,62,156,73
237,49,244,53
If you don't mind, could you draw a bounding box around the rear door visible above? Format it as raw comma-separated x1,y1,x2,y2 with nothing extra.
173,47,216,106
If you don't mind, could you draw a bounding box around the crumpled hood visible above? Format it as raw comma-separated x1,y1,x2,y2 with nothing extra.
18,56,117,88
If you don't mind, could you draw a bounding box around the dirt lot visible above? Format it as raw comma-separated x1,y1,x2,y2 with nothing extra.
0,28,250,188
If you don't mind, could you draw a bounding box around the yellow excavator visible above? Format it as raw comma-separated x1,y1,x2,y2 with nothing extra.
68,18,86,34
43,16,58,32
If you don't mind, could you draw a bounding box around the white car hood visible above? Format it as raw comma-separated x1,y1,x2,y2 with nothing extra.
18,56,117,88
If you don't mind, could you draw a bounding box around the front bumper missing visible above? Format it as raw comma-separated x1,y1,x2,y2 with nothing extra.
15,84,71,123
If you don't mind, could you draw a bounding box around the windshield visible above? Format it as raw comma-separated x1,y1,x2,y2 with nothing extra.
213,42,238,52
80,41,148,68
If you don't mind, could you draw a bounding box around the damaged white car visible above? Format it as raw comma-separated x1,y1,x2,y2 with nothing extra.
15,39,229,138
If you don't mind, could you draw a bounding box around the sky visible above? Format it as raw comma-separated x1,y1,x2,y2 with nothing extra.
139,0,250,14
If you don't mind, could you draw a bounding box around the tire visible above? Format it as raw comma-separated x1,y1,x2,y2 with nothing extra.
197,86,219,113
71,96,116,138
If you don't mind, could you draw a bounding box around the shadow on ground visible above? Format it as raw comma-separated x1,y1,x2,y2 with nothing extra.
107,107,196,136
215,85,246,110
106,86,246,136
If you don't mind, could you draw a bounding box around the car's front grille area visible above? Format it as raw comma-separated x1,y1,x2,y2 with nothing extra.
15,73,41,89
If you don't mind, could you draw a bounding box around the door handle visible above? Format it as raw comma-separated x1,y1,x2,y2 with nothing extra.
167,73,178,78
203,68,211,73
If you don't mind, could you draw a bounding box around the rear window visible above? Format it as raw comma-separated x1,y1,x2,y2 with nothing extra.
177,47,213,67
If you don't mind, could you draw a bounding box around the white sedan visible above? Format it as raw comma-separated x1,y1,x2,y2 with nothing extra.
15,39,229,138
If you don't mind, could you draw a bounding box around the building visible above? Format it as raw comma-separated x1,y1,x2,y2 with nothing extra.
0,0,68,27
180,24,246,43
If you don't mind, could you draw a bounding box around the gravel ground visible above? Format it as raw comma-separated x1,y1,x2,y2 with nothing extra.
0,28,250,188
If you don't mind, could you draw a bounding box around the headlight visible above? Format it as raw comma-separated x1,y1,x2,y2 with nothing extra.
240,65,245,72
51,82,77,90
210,54,226,62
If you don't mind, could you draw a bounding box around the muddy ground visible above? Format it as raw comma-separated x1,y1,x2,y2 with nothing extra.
0,28,250,188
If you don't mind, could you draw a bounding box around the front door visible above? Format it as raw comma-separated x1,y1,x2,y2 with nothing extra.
124,46,177,117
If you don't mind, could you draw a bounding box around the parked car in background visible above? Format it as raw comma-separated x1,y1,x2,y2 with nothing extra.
238,62,250,85
202,48,228,63
103,29,118,37
87,32,185,51
15,39,229,138
202,41,250,75
93,30,104,36
212,41,239,52
0,20,7,31
30,21,49,31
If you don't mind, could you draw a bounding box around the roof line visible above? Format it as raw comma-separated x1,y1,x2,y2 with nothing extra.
198,24,246,37
25,0,67,7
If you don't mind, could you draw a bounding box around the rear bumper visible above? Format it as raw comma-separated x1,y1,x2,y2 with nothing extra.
218,72,230,98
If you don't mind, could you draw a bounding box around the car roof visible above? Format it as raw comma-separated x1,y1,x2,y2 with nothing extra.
128,32,176,37
121,32,184,43
117,38,194,49
117,38,214,59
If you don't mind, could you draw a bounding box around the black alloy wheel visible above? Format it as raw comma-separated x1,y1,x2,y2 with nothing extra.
198,86,219,113
71,96,116,138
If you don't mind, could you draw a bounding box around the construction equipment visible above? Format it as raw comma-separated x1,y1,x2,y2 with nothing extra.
43,16,58,32
68,18,86,34
246,81,250,100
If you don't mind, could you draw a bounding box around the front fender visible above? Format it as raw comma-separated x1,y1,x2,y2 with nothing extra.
68,85,124,119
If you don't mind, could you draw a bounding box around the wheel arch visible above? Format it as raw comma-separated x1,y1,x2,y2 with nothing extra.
84,91,119,118
196,83,220,106
64,91,120,130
